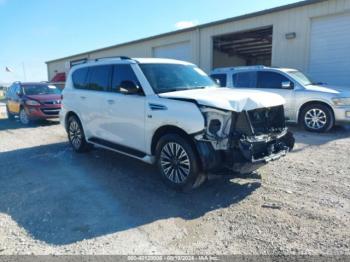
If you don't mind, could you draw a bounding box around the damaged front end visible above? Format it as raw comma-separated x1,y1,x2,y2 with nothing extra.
194,105,295,175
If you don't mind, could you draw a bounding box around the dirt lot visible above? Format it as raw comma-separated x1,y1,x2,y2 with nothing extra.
0,102,349,255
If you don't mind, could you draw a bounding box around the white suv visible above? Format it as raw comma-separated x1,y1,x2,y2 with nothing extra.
211,66,350,132
61,57,294,190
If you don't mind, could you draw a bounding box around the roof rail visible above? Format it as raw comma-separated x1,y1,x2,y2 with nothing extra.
94,56,132,62
233,65,268,70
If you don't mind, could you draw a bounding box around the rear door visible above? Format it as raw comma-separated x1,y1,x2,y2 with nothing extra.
83,65,113,139
102,64,146,153
71,65,113,139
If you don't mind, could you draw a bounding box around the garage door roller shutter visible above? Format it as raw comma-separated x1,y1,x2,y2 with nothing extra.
309,12,350,86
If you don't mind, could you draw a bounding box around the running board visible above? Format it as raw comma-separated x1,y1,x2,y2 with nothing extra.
88,137,146,158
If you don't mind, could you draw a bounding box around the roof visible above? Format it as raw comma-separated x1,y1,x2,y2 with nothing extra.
46,0,326,64
212,66,300,73
134,58,193,65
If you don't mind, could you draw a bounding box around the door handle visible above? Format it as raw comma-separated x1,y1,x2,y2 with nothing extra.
80,96,86,100
107,99,115,105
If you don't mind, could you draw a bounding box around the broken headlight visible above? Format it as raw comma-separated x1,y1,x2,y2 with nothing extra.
200,107,232,139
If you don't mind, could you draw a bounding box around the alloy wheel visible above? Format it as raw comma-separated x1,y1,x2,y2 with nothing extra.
304,108,327,130
69,120,82,149
160,142,191,184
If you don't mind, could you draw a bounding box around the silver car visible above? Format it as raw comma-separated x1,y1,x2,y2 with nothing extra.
211,66,350,132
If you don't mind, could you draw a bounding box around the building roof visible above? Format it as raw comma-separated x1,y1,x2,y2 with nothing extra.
46,0,326,64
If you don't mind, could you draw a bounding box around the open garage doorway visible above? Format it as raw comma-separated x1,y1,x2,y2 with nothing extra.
213,26,273,69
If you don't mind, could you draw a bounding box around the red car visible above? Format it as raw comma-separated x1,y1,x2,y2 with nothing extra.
5,82,62,125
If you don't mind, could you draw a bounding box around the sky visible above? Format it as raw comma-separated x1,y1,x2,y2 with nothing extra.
0,0,298,84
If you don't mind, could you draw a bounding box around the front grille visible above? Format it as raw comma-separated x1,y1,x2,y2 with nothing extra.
42,100,61,105
247,105,285,135
41,108,60,115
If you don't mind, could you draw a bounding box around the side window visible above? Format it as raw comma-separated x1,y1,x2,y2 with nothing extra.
111,64,141,93
211,74,227,87
72,68,89,89
86,65,112,91
257,71,290,89
6,85,14,98
232,72,257,88
13,85,20,97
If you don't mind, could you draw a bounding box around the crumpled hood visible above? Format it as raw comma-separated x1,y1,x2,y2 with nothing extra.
159,88,285,112
304,84,350,96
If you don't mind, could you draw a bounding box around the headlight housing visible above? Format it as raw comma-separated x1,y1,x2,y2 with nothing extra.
332,97,350,106
200,107,232,139
25,100,41,106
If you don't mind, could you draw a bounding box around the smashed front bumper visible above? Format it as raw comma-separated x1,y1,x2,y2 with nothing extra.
194,129,295,175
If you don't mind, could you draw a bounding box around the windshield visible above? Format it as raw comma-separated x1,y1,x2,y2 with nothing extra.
288,70,313,86
23,84,61,95
139,63,217,94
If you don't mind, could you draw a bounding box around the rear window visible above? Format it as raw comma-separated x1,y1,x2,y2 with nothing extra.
232,72,257,88
22,84,61,95
211,74,227,87
72,68,89,89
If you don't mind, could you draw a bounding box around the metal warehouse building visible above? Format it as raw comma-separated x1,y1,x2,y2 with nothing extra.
46,0,350,86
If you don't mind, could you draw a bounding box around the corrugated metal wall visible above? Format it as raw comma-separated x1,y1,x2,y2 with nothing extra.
47,0,350,81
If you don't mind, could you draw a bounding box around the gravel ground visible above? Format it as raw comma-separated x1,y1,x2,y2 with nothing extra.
0,103,349,255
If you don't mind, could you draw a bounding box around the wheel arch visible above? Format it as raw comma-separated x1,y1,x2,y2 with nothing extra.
150,125,198,156
64,111,81,132
297,100,334,123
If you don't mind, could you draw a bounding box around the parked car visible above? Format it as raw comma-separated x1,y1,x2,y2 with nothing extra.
61,57,294,190
5,82,62,125
211,66,350,132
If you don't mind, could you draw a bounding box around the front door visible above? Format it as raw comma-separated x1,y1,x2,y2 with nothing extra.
256,71,295,120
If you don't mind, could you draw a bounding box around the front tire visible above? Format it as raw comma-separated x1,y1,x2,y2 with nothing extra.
300,103,334,132
156,134,200,190
67,116,92,153
19,108,30,125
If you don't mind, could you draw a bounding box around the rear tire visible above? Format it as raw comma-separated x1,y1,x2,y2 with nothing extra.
300,103,334,133
156,134,200,191
6,106,15,120
67,115,92,153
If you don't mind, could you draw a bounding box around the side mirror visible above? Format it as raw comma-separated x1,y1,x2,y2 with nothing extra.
16,91,23,97
281,81,294,89
119,80,140,95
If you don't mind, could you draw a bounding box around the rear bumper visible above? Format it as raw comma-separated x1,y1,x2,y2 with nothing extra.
25,105,61,119
194,130,295,175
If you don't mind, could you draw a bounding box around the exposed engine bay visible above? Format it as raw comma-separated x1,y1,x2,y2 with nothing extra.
194,105,295,174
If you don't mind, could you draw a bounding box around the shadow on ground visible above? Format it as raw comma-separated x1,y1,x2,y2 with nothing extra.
0,142,260,245
287,124,350,152
0,118,60,131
